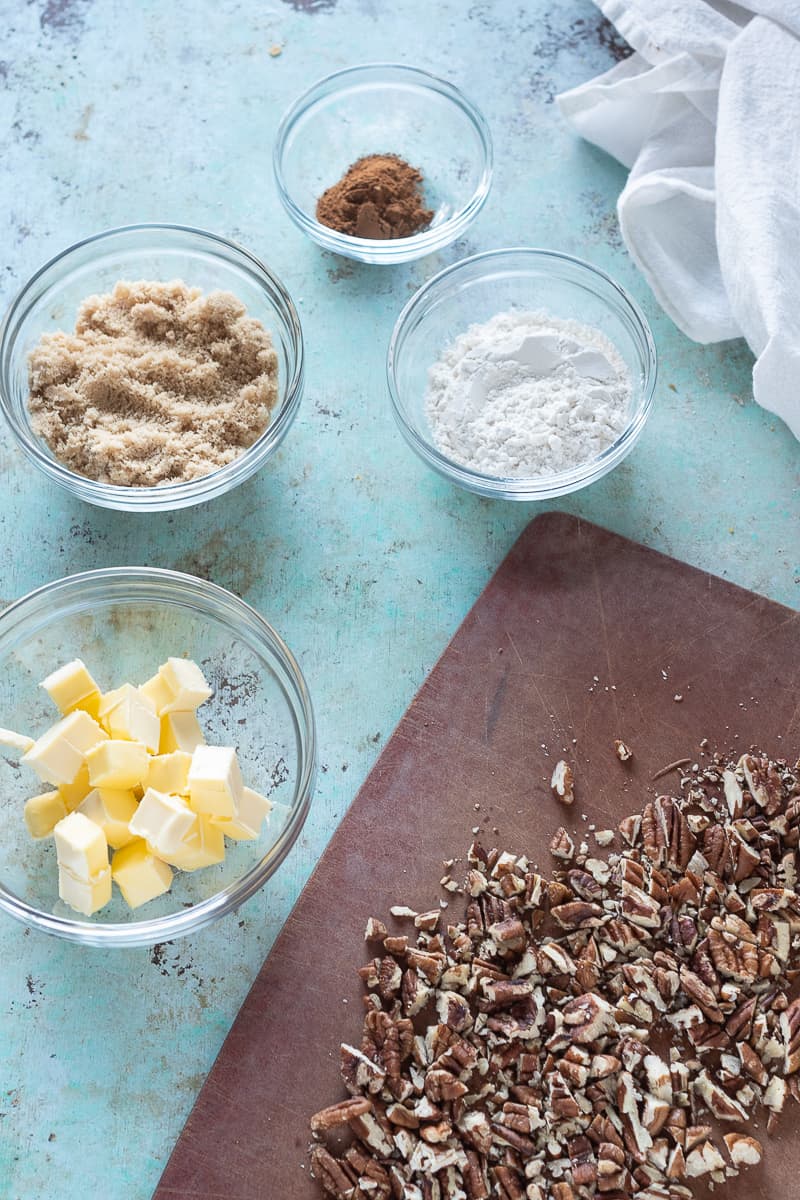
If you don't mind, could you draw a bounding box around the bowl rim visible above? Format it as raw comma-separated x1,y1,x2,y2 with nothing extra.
0,566,317,946
0,222,305,512
386,246,658,499
273,62,494,264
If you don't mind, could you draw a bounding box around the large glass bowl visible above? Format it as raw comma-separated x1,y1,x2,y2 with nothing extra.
274,64,493,265
387,248,658,499
0,569,315,947
0,224,304,511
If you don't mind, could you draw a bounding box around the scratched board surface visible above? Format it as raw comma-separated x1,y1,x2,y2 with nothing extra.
0,2,798,1198
156,514,800,1199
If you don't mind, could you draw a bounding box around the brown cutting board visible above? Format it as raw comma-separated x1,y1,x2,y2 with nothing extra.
156,513,800,1200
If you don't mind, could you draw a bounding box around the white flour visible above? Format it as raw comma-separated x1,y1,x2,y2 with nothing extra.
425,309,632,478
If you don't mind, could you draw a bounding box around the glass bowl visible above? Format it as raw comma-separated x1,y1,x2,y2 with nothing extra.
274,64,493,265
0,568,315,947
387,248,657,499
0,224,304,511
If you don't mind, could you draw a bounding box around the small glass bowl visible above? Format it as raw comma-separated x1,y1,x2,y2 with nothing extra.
0,224,304,512
273,64,493,265
0,568,316,947
387,248,657,499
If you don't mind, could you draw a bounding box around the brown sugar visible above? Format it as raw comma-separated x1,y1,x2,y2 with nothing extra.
315,153,433,240
27,280,279,487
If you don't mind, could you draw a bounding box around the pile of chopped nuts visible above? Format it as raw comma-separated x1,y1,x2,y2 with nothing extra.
309,751,800,1199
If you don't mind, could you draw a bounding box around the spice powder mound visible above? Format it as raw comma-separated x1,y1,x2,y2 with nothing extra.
27,279,279,487
315,154,433,240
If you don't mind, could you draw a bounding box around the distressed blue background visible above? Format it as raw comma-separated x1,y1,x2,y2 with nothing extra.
0,1,797,1197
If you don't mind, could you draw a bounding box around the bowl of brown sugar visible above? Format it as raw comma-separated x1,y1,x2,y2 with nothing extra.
274,64,493,265
0,224,304,511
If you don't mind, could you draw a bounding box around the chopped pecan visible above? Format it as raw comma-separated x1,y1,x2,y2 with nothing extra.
740,753,784,815
340,1044,386,1095
310,1146,355,1200
723,1132,763,1167
310,1097,372,1135
552,900,606,929
614,739,633,762
551,759,575,805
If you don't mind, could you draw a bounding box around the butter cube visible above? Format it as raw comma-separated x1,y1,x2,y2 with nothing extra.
24,790,68,839
78,788,138,850
103,684,160,753
86,740,149,789
0,727,35,754
54,811,108,878
40,659,101,716
139,672,173,715
22,710,108,785
146,751,191,796
58,864,112,915
188,745,243,818
97,686,125,715
159,657,212,713
128,787,196,858
159,711,205,755
163,816,225,870
58,764,92,812
213,785,272,841
112,840,173,908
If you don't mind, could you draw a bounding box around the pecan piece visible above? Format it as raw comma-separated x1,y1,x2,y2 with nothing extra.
551,825,575,864
723,1132,763,1167
551,759,575,805
740,753,784,816
310,1097,372,1135
614,739,633,762
340,1043,386,1095
781,996,800,1074
310,1146,355,1200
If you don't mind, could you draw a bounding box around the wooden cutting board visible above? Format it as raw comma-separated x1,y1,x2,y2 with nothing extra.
155,513,800,1200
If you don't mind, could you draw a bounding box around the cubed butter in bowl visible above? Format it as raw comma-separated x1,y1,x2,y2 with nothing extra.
0,568,315,946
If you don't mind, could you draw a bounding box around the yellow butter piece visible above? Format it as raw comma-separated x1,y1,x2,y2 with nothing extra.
112,840,173,908
86,740,149,789
213,785,272,841
58,764,92,812
0,727,35,754
188,745,243,819
146,751,191,796
54,810,108,878
159,657,212,714
22,710,108,785
78,788,138,850
24,790,68,839
128,787,196,858
162,815,225,870
159,710,206,755
103,684,160,753
58,864,112,915
40,659,101,716
139,672,173,716
97,686,125,718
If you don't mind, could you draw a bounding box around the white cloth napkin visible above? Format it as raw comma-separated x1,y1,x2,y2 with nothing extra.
558,1,800,440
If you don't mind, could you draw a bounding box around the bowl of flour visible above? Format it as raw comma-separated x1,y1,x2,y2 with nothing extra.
387,248,657,500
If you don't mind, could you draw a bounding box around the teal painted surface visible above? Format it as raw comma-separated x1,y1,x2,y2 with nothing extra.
0,1,797,1196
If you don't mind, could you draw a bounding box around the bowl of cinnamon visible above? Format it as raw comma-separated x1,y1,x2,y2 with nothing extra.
273,64,493,266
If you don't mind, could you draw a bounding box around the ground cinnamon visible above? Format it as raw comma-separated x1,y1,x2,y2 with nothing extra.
315,153,433,240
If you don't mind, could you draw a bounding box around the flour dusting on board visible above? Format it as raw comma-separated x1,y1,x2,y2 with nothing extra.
425,309,632,478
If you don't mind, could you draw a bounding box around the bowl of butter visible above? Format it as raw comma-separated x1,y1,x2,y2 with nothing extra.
0,568,315,946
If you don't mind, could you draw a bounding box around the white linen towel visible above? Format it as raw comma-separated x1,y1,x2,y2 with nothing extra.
558,1,800,440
